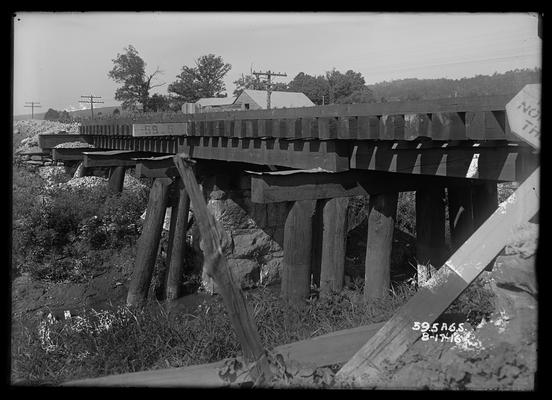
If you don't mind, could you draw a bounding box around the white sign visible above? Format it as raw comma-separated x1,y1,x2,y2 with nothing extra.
505,84,541,149
132,122,189,137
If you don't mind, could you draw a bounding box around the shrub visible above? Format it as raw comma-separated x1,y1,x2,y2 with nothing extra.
12,167,148,282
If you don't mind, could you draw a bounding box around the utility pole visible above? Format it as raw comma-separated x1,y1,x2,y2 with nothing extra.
79,95,104,118
24,101,41,119
252,70,287,109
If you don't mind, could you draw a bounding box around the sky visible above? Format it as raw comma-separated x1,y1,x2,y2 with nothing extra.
12,12,542,116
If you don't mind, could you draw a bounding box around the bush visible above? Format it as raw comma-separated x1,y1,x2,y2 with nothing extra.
12,168,148,282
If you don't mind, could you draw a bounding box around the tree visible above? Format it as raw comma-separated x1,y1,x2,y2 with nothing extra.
59,110,72,122
233,74,289,97
168,54,232,105
146,93,173,112
326,69,367,104
287,72,329,105
335,87,375,104
113,108,120,116
287,69,372,105
233,74,264,96
44,108,60,121
108,45,165,112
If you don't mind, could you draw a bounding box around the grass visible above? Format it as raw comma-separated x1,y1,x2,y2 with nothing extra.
11,282,416,386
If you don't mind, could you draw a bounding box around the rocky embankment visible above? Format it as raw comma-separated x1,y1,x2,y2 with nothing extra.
13,120,83,168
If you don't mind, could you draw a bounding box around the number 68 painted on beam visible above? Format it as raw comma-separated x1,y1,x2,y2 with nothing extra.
144,125,159,135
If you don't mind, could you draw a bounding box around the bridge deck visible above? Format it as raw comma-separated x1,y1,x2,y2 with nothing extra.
38,94,538,181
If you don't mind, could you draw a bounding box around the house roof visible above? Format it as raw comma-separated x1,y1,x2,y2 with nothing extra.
195,97,236,107
239,90,315,109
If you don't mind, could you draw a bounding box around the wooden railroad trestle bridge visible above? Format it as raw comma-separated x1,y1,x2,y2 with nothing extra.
44,89,541,386
39,94,539,307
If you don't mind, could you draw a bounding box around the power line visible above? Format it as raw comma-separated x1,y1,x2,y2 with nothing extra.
252,70,287,109
24,101,41,119
79,95,104,118
359,53,541,76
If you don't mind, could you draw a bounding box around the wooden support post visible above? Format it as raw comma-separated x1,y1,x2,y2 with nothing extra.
447,184,476,252
126,177,171,308
108,166,126,194
364,192,398,301
74,161,89,178
319,197,349,296
415,186,447,283
473,182,499,226
310,201,323,289
473,181,499,270
281,200,317,303
173,155,272,382
165,179,191,301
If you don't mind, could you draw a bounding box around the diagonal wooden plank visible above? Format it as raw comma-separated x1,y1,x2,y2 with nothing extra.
336,166,539,383
172,154,271,382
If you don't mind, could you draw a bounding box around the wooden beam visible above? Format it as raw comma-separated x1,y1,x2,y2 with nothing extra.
165,180,191,301
250,170,431,203
135,156,180,178
38,134,94,149
132,122,188,137
336,167,540,384
416,186,447,283
364,192,398,300
179,137,350,173
51,147,105,161
281,200,317,303
108,166,126,194
173,155,272,381
126,177,171,308
83,150,159,168
319,197,349,296
351,142,537,181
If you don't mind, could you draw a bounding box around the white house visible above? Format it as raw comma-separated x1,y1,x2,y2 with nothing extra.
234,89,315,110
185,89,315,113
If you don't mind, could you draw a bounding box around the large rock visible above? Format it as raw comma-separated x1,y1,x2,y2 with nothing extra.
230,229,282,259
207,198,256,230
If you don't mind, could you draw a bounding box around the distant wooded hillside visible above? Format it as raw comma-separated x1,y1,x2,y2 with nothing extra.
368,68,541,102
